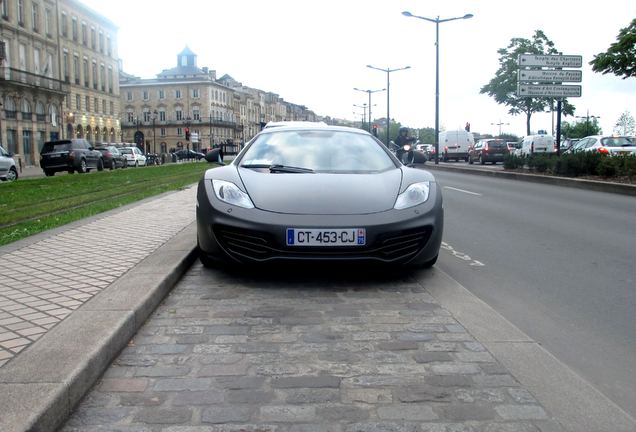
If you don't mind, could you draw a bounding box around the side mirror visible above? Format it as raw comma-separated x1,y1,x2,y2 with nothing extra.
205,148,222,164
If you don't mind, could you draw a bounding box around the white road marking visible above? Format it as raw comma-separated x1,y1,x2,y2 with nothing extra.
443,186,482,196
441,242,485,267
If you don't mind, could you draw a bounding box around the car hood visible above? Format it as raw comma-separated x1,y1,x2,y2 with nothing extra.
238,168,402,214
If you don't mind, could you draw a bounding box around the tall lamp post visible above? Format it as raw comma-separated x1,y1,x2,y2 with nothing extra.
402,11,473,164
353,103,367,129
491,120,509,137
354,87,385,132
575,110,600,137
367,65,410,145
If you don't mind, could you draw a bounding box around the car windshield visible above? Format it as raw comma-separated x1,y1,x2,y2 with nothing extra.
239,129,394,173
601,137,633,147
42,142,71,152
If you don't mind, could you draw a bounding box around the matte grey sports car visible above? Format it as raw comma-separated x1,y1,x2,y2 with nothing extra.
196,124,443,268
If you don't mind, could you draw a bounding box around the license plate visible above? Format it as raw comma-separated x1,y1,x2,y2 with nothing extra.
286,228,366,246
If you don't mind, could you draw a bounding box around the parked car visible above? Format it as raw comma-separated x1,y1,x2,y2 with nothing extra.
519,133,556,156
196,124,441,269
566,135,636,156
0,145,18,181
468,139,509,164
174,149,205,160
40,139,104,176
559,138,579,154
95,144,127,169
120,146,147,167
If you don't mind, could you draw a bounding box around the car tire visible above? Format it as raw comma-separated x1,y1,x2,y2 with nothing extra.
5,166,18,181
134,161,138,167
468,156,473,165
197,244,217,268
97,158,104,171
479,155,485,165
44,169,55,177
77,159,87,173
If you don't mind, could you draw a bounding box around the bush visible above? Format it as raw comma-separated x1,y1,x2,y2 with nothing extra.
503,154,525,169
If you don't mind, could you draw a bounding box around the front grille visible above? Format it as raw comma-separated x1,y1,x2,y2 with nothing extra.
213,225,432,264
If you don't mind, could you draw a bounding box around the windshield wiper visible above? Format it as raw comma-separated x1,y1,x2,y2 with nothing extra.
269,164,315,173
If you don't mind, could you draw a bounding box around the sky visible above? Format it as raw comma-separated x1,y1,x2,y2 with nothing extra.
80,0,636,138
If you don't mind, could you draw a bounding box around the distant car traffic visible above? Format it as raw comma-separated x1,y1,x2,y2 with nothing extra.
174,149,206,160
95,145,127,169
40,139,104,176
0,145,18,181
468,139,509,164
120,146,147,167
566,135,636,156
196,124,441,269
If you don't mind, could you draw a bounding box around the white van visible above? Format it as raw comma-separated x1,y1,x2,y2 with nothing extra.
520,134,555,156
439,130,474,162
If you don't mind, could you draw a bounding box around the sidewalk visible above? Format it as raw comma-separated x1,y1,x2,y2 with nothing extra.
1,181,635,431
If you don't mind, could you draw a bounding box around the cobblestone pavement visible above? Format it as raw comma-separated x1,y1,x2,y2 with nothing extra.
0,186,198,367
60,263,564,432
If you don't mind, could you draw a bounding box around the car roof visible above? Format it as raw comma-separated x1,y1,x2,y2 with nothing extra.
263,120,328,129
258,124,371,135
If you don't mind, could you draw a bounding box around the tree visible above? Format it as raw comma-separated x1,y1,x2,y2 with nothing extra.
480,30,575,135
561,119,602,139
416,127,436,144
614,111,636,135
590,18,636,79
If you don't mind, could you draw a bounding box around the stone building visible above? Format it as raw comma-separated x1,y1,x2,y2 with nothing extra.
0,0,120,167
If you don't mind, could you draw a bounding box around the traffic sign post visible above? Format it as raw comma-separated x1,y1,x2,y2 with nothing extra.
517,53,583,155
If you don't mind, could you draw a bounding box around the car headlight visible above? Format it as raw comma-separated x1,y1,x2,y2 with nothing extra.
212,179,254,209
394,181,430,209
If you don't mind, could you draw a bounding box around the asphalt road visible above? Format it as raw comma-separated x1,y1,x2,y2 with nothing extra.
432,169,636,419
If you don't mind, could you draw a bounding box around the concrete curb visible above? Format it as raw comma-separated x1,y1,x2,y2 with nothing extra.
0,222,199,432
423,163,636,196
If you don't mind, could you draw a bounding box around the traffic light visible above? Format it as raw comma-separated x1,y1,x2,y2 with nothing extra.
185,127,190,141
372,124,378,137
465,122,471,132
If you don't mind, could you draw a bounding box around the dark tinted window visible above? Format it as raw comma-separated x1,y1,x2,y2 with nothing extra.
486,140,507,149
42,141,72,152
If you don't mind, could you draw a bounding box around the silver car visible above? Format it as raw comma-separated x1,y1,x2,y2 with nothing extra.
568,135,636,156
0,145,18,182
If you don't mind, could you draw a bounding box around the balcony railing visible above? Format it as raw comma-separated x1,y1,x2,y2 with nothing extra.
0,66,68,94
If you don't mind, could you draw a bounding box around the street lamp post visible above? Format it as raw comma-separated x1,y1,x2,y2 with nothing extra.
575,110,600,137
491,120,509,137
402,11,474,164
354,87,385,132
353,103,367,129
367,65,410,145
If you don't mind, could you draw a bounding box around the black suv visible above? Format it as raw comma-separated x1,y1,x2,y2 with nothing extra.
40,139,104,176
468,139,509,165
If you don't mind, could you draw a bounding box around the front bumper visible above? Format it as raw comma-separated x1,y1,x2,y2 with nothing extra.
196,179,444,266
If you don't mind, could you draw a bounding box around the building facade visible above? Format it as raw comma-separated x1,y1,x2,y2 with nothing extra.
120,47,320,155
0,0,120,167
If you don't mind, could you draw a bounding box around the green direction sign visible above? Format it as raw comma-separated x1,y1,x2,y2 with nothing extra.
517,84,582,97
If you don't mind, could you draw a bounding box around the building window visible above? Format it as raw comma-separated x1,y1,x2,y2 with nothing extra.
92,62,97,89
192,88,199,98
1,0,8,19
81,22,87,46
99,32,104,53
160,128,166,137
106,35,111,56
73,55,80,84
143,110,151,122
32,3,39,32
76,94,81,110
94,97,99,113
72,17,78,41
100,65,105,91
175,89,181,99
83,58,89,87
193,107,200,121
108,67,113,93
85,96,90,112
126,91,132,101
159,110,166,121
177,127,183,136
102,99,106,114
44,8,51,36
91,27,96,50
176,109,183,121
158,89,164,99
61,12,67,36
127,111,134,123
18,0,24,25
143,90,149,101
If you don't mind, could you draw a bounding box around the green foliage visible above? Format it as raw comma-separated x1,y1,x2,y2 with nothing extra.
561,119,602,138
0,163,212,246
480,30,576,135
503,153,526,169
416,127,436,144
590,18,636,79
